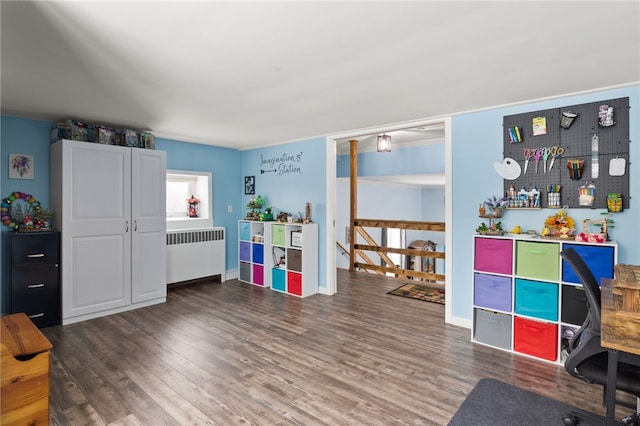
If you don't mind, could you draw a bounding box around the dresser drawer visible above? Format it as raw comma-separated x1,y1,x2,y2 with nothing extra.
11,266,60,328
11,264,59,295
11,297,61,328
10,232,59,266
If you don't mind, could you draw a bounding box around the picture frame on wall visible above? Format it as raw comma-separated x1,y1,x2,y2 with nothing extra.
8,153,34,179
244,176,255,195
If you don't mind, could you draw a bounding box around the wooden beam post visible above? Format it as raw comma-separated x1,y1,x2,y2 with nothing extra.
349,140,358,271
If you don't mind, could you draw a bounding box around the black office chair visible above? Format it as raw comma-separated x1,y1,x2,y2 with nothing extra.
560,247,640,426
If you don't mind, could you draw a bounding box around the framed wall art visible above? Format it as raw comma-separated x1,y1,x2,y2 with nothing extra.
8,153,34,179
244,176,255,195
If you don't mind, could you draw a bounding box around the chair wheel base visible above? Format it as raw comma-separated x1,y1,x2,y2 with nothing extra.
621,413,640,426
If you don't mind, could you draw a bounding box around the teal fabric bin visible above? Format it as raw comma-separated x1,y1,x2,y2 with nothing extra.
239,222,251,241
272,268,285,292
514,278,558,321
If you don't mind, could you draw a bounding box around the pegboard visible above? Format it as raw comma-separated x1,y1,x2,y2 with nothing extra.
503,97,630,209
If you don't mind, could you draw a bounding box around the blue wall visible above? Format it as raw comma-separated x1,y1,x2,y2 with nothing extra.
337,143,445,177
155,138,243,267
241,137,328,288
1,116,53,207
450,85,640,322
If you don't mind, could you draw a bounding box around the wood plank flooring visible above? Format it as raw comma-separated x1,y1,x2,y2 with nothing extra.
43,269,634,425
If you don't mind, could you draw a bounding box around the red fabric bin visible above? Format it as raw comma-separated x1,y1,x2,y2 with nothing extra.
514,316,558,361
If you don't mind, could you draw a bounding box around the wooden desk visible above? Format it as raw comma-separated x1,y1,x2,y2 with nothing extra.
600,278,640,426
601,277,640,356
1,312,53,426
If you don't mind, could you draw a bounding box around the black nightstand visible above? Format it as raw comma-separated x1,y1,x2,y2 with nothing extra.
8,232,60,328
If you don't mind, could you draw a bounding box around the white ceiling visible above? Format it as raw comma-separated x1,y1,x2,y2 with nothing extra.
1,1,639,151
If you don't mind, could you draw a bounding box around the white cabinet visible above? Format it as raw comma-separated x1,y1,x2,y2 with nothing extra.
50,139,166,325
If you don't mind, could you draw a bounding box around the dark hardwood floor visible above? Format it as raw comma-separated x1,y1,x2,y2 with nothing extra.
43,269,632,425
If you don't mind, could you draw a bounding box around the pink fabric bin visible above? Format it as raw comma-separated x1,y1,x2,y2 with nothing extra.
474,237,513,275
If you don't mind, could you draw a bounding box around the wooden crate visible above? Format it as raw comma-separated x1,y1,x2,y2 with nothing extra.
1,313,52,426
612,264,640,315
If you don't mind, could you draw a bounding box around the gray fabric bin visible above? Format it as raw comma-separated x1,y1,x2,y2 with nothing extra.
474,308,512,350
239,261,251,282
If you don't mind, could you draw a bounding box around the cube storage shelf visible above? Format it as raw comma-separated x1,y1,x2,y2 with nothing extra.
238,221,318,297
472,235,617,364
238,220,268,287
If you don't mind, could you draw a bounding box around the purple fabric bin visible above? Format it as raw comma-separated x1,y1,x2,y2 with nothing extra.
474,273,512,312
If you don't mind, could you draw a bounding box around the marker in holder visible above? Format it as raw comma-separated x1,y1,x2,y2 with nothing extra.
578,182,596,207
567,159,584,180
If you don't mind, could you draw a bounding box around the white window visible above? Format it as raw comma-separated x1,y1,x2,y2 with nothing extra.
166,170,212,230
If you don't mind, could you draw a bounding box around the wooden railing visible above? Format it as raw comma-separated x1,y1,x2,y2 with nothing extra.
337,241,384,275
348,218,446,283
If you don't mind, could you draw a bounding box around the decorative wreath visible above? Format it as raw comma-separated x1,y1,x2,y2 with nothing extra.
1,192,42,230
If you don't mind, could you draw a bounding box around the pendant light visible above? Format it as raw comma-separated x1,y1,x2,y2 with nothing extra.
376,134,391,152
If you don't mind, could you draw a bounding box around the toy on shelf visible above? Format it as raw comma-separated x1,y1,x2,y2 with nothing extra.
245,195,264,220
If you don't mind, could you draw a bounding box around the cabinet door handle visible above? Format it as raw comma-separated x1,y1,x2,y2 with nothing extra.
28,313,44,319
125,221,129,232
28,283,45,289
27,253,45,258
134,220,137,232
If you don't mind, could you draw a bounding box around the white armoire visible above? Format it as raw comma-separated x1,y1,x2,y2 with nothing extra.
50,139,167,325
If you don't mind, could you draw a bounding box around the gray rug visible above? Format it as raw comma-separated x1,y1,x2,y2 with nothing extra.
448,378,604,426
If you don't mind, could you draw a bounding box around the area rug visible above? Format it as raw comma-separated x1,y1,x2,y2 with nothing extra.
448,378,603,426
387,282,445,305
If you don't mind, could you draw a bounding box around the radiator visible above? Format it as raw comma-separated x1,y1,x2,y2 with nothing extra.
166,227,226,284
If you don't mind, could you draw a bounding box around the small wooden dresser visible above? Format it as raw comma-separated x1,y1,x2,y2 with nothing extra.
1,312,52,425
